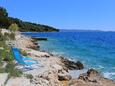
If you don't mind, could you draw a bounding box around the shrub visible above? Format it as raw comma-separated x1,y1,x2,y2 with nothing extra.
0,47,13,62
4,33,9,40
9,23,19,31
3,62,23,85
0,7,8,17
5,62,23,77
1,49,7,61
0,68,5,73
9,32,15,40
0,32,5,41
0,41,5,47
0,58,3,69
21,50,28,56
4,32,15,40
25,74,33,79
0,62,23,85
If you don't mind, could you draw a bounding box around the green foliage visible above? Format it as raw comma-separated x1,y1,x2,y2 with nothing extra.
0,47,14,62
0,7,59,32
0,32,14,62
4,32,9,40
0,59,3,69
0,62,23,85
0,32,6,41
18,21,59,32
25,74,33,79
5,62,23,77
0,32,14,61
0,62,23,78
0,16,10,28
0,68,5,73
1,49,7,61
0,7,8,17
0,41,5,48
0,31,15,42
20,50,28,56
9,23,19,31
4,32,15,40
9,32,15,40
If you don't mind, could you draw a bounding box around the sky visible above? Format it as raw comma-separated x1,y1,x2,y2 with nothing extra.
0,0,115,31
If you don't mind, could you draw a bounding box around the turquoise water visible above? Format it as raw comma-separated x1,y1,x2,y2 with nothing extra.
22,31,115,79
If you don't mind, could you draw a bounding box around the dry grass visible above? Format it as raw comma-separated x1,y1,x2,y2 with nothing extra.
60,80,70,86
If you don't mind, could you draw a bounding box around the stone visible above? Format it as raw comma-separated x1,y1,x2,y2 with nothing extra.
78,69,99,82
87,69,99,77
32,69,62,86
60,57,84,70
6,77,33,86
69,69,115,86
58,69,72,81
58,74,72,81
87,69,100,82
0,73,8,86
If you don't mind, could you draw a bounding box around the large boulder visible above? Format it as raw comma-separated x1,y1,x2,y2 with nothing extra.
52,64,72,81
60,57,84,70
87,69,99,81
58,68,72,81
69,69,115,86
78,69,99,82
31,69,62,86
58,74,72,81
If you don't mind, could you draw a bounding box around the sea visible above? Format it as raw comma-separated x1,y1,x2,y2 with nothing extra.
22,30,115,80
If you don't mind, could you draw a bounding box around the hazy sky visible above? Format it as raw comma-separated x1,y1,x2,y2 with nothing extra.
0,0,115,31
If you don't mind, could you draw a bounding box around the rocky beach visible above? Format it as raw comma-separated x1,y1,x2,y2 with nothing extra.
0,32,115,86
1,1,115,85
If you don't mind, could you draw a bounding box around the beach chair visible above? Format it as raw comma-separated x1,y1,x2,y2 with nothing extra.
13,47,37,62
12,47,38,70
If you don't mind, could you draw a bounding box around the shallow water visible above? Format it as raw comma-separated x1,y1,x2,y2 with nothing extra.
22,31,115,79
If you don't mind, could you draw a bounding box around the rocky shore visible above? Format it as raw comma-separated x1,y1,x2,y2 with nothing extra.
1,32,115,86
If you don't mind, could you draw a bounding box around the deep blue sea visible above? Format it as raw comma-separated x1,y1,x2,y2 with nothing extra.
22,31,115,79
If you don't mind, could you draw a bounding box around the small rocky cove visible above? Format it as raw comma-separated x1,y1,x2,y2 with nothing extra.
0,32,115,86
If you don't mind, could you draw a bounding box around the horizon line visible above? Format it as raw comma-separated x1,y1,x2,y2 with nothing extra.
59,29,115,32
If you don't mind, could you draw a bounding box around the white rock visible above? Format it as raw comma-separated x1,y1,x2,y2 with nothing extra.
0,73,8,86
6,77,33,86
52,64,63,71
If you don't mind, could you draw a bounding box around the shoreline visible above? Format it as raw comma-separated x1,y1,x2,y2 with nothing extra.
1,32,115,86
28,33,115,86
22,33,115,85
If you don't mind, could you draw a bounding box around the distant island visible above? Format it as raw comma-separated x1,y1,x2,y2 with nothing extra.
0,7,59,32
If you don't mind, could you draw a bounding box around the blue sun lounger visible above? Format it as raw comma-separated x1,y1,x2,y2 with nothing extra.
13,48,36,62
12,47,38,69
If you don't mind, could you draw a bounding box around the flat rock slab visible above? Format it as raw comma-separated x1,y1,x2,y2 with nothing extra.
6,77,33,86
69,69,87,79
24,66,48,76
0,73,8,86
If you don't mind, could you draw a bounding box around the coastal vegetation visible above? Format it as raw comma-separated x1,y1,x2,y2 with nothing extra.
0,31,23,85
0,7,59,32
9,23,19,31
